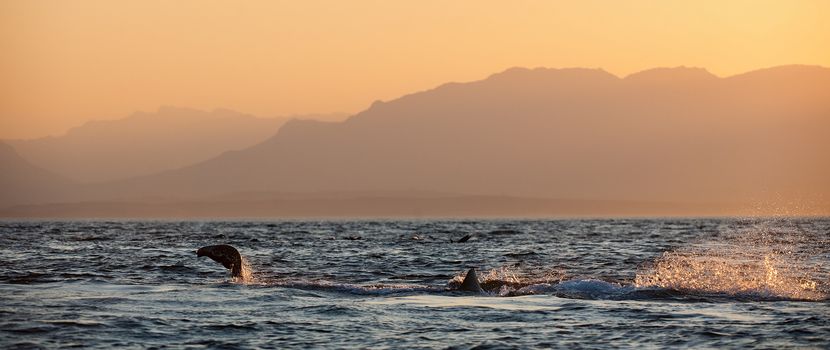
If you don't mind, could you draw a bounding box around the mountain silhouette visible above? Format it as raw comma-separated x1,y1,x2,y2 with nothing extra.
3,65,829,216
6,107,295,182
0,142,73,208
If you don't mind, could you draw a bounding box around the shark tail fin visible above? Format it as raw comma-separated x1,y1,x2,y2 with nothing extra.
196,244,243,278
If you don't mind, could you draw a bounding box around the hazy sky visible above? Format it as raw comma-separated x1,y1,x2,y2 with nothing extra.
2,0,828,139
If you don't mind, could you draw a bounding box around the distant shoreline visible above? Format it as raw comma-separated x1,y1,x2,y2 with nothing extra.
2,195,825,219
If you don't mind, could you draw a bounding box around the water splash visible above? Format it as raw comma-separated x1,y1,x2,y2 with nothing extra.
448,266,566,296
232,257,255,284
635,221,827,301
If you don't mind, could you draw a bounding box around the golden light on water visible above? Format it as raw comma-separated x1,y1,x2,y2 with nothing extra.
634,251,824,300
233,257,255,284
634,222,827,301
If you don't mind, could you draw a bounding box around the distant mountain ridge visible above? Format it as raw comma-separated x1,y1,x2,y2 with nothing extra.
0,142,73,208
5,107,345,183
2,65,828,216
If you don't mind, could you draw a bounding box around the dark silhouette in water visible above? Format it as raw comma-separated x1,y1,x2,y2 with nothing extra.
459,268,484,293
196,244,242,278
456,234,473,243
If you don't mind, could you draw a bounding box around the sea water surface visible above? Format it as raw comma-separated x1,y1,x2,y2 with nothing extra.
1,218,828,348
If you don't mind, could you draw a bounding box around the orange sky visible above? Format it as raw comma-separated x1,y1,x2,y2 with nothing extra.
2,0,829,139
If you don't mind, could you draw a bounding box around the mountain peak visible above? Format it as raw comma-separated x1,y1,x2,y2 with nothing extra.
728,64,830,81
7,108,289,183
624,66,717,83
487,66,617,81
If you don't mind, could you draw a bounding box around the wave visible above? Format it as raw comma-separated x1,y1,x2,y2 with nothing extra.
249,278,439,296
216,260,826,302
218,263,825,302
634,251,825,301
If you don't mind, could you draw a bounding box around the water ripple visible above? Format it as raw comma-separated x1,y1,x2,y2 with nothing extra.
1,218,829,348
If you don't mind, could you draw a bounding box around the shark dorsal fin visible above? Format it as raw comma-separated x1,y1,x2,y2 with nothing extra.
460,268,484,293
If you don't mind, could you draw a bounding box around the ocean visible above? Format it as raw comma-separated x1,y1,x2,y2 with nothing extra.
1,218,828,348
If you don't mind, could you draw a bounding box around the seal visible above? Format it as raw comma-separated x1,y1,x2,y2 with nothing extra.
196,244,243,278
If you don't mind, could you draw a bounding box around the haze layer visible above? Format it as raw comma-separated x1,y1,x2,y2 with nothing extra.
2,65,828,217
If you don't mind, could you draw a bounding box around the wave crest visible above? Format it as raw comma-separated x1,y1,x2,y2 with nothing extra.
635,222,827,301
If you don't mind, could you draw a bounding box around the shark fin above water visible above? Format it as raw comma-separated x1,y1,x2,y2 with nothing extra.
459,268,485,293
